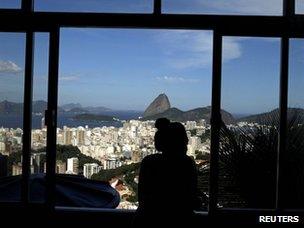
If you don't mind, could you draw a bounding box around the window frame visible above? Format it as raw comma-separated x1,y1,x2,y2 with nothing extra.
0,0,302,217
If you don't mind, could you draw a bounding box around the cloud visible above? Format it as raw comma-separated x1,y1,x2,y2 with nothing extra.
0,60,22,74
200,0,283,15
223,37,242,61
166,0,282,15
156,76,200,83
59,76,79,81
155,30,242,69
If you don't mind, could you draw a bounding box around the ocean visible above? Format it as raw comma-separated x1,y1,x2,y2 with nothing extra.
0,111,142,129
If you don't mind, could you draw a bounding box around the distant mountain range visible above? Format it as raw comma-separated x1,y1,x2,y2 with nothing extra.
142,94,235,124
61,102,111,114
142,106,236,124
142,94,304,124
0,100,62,115
60,103,82,111
238,108,304,124
2,98,304,125
0,100,110,116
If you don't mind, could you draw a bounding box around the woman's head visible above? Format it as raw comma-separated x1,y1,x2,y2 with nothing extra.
154,118,189,156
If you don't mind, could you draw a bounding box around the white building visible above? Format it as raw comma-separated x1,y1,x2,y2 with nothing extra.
104,157,122,170
83,163,102,179
185,121,197,130
0,142,5,152
67,157,79,175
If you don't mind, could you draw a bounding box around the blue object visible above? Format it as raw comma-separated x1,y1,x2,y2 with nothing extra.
0,174,120,208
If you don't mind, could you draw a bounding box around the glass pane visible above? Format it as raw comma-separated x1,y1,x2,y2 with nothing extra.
296,0,304,14
0,32,25,202
163,0,283,15
29,33,49,203
0,0,20,9
285,39,304,208
57,28,212,210
35,0,153,13
219,37,280,208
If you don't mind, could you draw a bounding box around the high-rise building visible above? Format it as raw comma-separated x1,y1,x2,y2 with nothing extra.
103,158,121,170
64,129,73,145
76,128,85,145
0,142,5,153
67,157,79,175
5,140,12,154
83,163,102,179
56,160,67,174
12,163,22,176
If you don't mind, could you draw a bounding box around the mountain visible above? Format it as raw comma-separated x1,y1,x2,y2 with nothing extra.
143,107,184,121
183,107,236,124
60,103,111,115
61,103,82,111
73,113,117,122
238,108,304,124
32,100,65,114
0,100,65,115
0,100,110,116
84,106,112,114
32,100,47,114
65,107,88,115
0,100,23,114
143,106,236,124
143,93,171,117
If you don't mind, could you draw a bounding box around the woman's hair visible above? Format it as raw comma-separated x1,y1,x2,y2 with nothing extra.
154,118,189,155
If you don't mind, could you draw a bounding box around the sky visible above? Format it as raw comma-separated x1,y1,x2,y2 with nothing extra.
0,1,303,114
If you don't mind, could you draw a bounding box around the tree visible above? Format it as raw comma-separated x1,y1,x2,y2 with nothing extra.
195,151,209,160
218,111,304,208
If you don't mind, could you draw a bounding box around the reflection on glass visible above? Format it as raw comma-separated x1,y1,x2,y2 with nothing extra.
35,0,153,13
284,39,304,208
219,37,280,208
0,32,25,202
163,0,283,15
56,28,212,209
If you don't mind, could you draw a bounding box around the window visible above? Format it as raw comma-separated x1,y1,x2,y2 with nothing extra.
219,37,280,208
0,32,25,202
34,0,153,13
284,38,304,208
296,0,304,14
0,0,303,219
57,28,212,209
0,0,21,9
29,33,49,203
162,0,283,15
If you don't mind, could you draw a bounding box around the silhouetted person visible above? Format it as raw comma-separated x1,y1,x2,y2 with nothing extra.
133,118,199,227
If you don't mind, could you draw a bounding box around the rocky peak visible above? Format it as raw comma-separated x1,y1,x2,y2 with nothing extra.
143,93,171,117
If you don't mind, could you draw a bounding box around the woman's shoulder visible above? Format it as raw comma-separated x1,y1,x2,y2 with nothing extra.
141,153,163,164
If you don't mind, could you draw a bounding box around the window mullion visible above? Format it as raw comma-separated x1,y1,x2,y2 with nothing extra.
209,31,222,215
46,27,60,209
21,31,34,205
